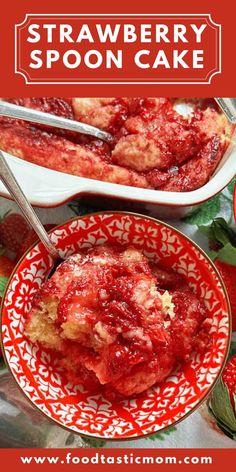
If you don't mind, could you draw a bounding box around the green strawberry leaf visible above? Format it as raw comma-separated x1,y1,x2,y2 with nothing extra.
209,378,236,434
0,277,8,297
228,341,236,359
198,217,236,264
227,178,236,196
200,219,230,245
215,219,236,245
208,250,218,260
83,438,106,447
208,410,236,440
146,426,176,441
198,224,212,238
68,201,98,216
211,242,236,265
212,223,230,246
183,195,221,225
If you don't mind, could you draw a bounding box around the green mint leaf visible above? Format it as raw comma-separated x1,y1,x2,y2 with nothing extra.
210,378,236,433
209,412,236,440
146,426,177,441
0,359,6,371
214,217,231,228
211,222,230,246
183,195,221,226
212,218,236,246
199,218,236,249
198,224,212,238
227,178,236,196
68,202,98,216
208,250,218,261
83,438,107,447
216,242,236,266
0,277,8,297
198,218,228,242
228,341,236,359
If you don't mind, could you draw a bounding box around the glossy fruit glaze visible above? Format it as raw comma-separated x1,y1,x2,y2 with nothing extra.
0,97,233,191
24,244,211,399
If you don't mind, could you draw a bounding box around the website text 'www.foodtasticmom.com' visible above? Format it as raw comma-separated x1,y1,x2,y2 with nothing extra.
19,451,213,466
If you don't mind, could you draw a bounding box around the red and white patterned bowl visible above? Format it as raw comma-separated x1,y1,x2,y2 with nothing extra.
0,212,231,440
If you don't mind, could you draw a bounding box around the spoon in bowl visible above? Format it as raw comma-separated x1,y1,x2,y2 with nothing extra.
0,150,91,447
0,150,63,268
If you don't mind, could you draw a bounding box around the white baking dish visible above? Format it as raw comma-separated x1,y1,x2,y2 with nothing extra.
0,128,235,219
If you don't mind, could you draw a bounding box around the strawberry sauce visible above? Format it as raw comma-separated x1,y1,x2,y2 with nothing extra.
0,97,233,191
25,245,211,398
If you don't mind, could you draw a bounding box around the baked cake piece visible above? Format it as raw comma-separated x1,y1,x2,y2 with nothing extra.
24,245,210,398
0,97,233,192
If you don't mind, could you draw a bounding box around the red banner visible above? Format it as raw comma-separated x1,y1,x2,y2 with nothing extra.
0,0,234,96
15,14,220,85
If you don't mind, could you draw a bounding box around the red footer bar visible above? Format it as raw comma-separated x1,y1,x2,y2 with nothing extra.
0,448,235,471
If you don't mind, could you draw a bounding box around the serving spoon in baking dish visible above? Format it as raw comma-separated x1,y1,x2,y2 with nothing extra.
0,100,113,143
215,98,236,124
0,150,63,266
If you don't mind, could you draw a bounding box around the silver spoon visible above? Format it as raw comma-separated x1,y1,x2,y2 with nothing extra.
0,154,92,447
215,98,236,124
0,150,62,264
0,101,113,143
0,151,91,447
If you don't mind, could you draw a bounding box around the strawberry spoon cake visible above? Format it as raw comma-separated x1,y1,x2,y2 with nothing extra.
24,245,211,398
0,97,233,192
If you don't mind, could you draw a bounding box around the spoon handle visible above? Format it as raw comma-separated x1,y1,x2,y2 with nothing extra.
0,101,113,143
0,151,59,259
215,98,236,124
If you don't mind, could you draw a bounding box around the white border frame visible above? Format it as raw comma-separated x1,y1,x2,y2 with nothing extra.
14,13,222,85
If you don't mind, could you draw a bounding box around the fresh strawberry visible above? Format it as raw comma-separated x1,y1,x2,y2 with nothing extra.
0,254,15,300
16,224,56,260
209,348,236,440
0,254,15,279
222,354,236,409
0,255,15,358
199,218,236,331
0,213,29,253
214,260,236,331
